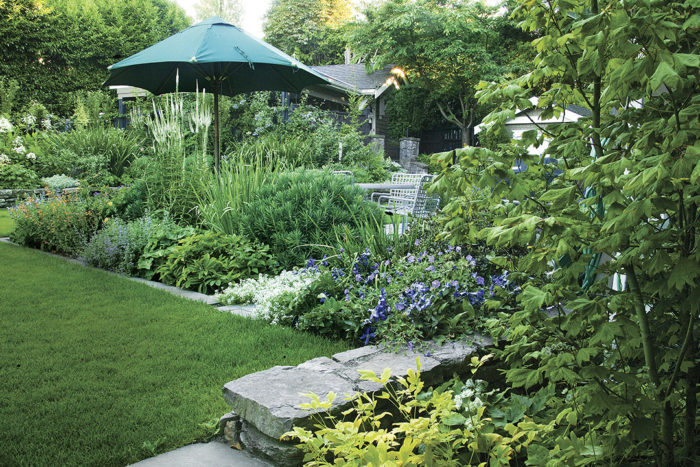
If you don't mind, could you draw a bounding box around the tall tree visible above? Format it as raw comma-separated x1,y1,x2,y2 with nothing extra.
433,0,698,464
194,0,242,25
349,0,532,146
263,0,353,65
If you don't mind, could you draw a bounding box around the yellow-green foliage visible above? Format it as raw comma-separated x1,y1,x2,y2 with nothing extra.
285,356,561,466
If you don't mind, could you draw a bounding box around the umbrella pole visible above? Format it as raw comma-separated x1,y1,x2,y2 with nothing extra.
214,82,220,173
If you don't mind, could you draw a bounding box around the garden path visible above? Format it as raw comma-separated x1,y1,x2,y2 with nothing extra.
129,441,272,467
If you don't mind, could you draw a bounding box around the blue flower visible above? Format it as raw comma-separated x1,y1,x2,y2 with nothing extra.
360,327,375,344
431,280,441,289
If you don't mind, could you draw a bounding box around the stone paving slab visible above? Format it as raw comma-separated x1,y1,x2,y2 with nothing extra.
129,441,272,467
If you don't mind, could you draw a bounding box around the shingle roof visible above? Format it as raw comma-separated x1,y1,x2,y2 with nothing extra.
310,64,394,93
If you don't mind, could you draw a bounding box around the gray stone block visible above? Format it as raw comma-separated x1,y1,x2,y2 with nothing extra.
339,350,443,390
222,365,357,440
240,421,303,466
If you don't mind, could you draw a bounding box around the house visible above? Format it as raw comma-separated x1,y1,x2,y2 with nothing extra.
474,97,592,155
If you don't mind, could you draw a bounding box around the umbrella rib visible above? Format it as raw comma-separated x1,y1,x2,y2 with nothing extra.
154,65,180,95
269,65,302,93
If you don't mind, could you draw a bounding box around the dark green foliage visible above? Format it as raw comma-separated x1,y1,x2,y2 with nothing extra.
0,0,190,115
156,231,273,294
41,127,143,185
263,0,352,65
111,180,148,220
137,219,196,280
0,242,350,466
238,170,384,269
0,164,40,189
350,0,534,146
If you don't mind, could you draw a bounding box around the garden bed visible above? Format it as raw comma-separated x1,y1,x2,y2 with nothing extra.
0,242,350,466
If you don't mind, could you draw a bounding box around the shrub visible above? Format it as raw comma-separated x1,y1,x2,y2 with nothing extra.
41,174,79,192
156,231,273,294
284,356,582,466
9,191,114,255
42,127,142,184
220,228,514,344
111,181,148,221
0,164,40,189
136,218,195,280
80,216,158,275
238,170,383,270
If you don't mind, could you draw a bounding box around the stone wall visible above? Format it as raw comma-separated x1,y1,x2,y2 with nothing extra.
221,335,493,466
0,189,45,208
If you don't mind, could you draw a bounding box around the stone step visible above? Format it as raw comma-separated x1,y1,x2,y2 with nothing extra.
221,335,493,465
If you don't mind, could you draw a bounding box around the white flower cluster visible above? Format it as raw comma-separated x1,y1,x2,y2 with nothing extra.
0,154,10,165
453,379,488,429
217,269,320,320
22,114,36,127
41,117,52,130
0,117,12,134
14,145,25,154
25,152,36,160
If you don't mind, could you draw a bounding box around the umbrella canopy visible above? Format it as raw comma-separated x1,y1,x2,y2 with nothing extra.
104,16,331,169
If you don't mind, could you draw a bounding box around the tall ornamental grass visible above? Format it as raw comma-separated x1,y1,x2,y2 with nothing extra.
197,151,289,235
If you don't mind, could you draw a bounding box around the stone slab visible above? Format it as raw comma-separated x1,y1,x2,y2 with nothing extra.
339,349,443,392
222,364,357,440
128,441,272,467
331,345,382,364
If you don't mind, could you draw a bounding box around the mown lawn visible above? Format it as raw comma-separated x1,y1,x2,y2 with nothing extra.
0,209,14,236
0,243,351,466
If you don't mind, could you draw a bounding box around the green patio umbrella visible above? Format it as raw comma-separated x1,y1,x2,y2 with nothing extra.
104,16,331,171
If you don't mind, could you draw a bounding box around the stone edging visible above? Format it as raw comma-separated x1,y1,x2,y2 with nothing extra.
0,238,258,318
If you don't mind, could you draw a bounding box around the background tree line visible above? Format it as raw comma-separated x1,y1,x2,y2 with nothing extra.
0,0,189,116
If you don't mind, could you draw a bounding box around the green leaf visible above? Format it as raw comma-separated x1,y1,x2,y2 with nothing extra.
649,61,680,90
668,257,700,291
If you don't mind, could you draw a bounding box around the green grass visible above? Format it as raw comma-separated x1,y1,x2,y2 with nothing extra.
0,209,14,236
0,243,351,466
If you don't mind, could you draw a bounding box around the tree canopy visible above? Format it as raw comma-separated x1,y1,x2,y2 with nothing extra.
194,0,242,25
432,0,699,463
0,0,190,116
349,0,533,145
263,0,354,66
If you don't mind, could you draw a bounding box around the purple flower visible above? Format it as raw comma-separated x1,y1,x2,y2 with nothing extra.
431,280,441,289
428,255,435,263
455,246,461,253
360,328,375,344
407,255,415,264
408,341,414,351
355,274,362,282
425,265,435,272
476,276,485,286
414,239,420,246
